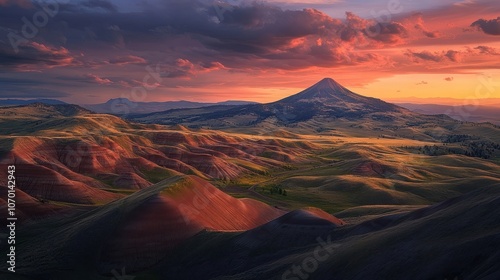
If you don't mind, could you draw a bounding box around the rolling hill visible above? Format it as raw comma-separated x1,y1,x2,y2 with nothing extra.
0,103,319,218
2,178,499,280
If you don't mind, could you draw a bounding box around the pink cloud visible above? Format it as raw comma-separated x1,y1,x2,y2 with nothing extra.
85,74,113,85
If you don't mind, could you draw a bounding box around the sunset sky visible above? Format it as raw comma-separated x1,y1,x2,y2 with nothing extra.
0,0,499,105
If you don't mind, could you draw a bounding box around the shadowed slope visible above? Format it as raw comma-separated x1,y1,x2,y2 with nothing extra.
101,176,286,270
145,185,500,280
1,175,286,277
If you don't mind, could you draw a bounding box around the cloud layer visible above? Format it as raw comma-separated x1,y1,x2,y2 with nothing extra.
0,0,498,102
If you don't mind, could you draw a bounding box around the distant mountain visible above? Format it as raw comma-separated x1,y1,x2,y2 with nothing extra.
0,99,67,106
83,98,257,115
130,78,421,129
279,78,401,111
128,78,500,141
397,103,500,125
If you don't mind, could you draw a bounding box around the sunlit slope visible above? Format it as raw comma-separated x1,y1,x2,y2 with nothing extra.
239,141,500,213
0,104,319,213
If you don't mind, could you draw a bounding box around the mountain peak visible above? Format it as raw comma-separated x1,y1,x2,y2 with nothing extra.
280,77,354,103
316,77,340,85
275,77,403,116
311,77,348,92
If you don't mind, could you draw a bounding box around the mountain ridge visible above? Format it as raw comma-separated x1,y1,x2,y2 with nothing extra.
84,99,258,115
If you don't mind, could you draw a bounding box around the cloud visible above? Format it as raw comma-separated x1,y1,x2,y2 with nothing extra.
405,50,444,62
474,45,499,55
444,77,454,81
107,55,147,65
81,0,117,12
160,59,226,79
0,42,79,71
366,22,408,44
0,1,402,71
1,0,498,101
84,73,112,85
0,0,32,8
340,12,408,45
405,49,464,63
416,81,428,85
444,50,463,62
413,13,440,38
471,17,500,35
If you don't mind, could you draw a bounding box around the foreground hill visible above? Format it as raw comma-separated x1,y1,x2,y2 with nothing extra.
2,178,498,279
0,175,339,277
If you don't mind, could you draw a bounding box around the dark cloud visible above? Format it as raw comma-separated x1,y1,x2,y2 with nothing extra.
416,81,428,85
365,22,408,44
405,49,464,63
422,30,440,38
0,42,79,71
471,17,500,35
405,50,443,62
339,12,408,45
445,50,462,62
0,0,32,8
107,55,147,65
81,0,117,12
444,77,454,81
474,45,499,55
405,45,500,66
0,0,404,72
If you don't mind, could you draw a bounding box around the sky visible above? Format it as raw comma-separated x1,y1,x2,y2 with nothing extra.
0,0,499,105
